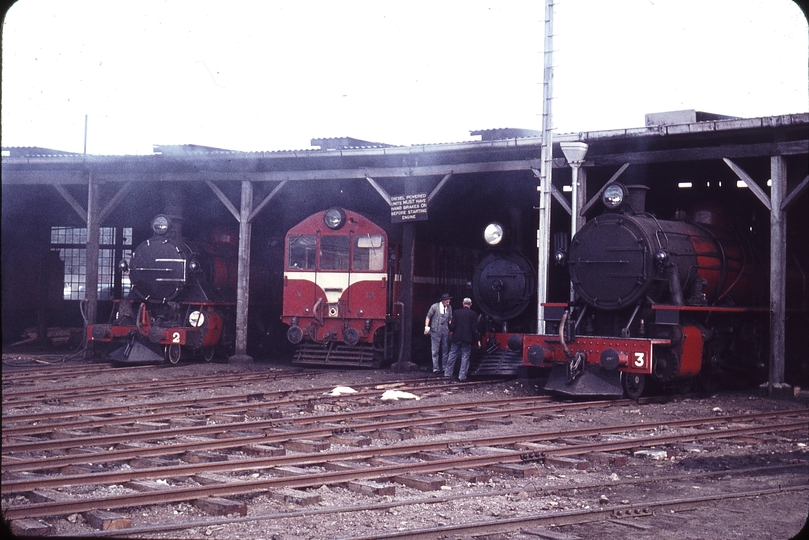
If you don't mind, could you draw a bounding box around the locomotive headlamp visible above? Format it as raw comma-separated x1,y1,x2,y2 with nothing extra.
483,223,504,245
655,250,669,265
554,249,567,265
118,259,129,273
602,184,626,210
152,215,170,235
188,310,205,328
188,257,200,272
324,207,346,230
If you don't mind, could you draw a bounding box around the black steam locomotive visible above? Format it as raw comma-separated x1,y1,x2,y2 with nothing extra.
490,183,771,398
87,214,237,364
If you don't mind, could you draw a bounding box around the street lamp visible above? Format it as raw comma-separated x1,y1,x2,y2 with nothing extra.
560,142,589,235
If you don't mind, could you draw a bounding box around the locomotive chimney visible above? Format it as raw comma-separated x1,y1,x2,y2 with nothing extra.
626,185,649,214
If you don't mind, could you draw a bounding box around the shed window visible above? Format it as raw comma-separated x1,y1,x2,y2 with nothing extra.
51,226,133,300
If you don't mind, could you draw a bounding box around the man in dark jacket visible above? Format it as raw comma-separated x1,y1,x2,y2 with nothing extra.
444,297,480,381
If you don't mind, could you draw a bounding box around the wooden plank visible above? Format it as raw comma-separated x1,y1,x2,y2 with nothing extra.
270,488,321,506
242,443,286,456
194,497,247,516
9,518,53,536
82,510,132,531
283,439,331,452
392,474,445,491
346,481,396,496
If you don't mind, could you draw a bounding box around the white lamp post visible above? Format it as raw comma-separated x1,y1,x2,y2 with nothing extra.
560,142,589,235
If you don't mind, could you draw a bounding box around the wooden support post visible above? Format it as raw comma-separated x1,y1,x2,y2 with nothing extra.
230,180,253,362
393,220,417,372
768,156,788,396
84,171,100,346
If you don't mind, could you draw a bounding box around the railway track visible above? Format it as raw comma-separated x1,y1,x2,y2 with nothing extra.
3,362,808,538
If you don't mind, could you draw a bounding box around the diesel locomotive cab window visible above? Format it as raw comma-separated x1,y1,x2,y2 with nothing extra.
320,236,350,270
288,235,316,270
353,234,385,271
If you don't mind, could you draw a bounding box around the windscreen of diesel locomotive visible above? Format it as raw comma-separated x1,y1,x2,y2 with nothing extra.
288,235,316,270
353,234,385,271
320,236,350,270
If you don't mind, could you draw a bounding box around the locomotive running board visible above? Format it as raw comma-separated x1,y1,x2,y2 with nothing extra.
543,363,624,398
292,342,379,368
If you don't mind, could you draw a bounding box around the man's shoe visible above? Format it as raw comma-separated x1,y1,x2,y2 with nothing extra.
458,377,467,382
432,369,441,374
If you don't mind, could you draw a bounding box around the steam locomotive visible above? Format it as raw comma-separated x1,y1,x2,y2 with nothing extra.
497,183,772,398
87,214,237,364
281,207,476,367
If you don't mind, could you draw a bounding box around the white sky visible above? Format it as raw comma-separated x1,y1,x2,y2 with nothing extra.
2,0,807,155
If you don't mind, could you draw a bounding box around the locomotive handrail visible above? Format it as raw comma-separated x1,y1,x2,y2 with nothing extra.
559,310,571,358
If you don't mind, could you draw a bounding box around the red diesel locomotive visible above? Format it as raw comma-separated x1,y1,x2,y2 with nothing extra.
87,214,237,364
281,207,475,367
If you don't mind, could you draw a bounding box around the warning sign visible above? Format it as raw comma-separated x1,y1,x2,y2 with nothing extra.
390,193,428,223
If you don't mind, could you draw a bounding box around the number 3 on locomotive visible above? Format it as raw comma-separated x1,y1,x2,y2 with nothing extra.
634,352,645,367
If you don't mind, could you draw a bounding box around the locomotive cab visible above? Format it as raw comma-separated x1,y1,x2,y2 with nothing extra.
282,207,390,366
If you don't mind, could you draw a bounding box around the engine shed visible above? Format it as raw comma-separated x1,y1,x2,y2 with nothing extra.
2,110,807,395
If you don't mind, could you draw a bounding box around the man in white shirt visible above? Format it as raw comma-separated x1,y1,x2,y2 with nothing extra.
424,293,452,374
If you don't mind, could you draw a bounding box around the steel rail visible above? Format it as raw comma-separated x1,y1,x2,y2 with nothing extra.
3,379,474,426
2,367,317,405
1,379,499,435
4,397,804,457
3,413,806,494
53,464,809,538
2,418,806,518
1,396,592,469
336,484,809,540
1,362,121,382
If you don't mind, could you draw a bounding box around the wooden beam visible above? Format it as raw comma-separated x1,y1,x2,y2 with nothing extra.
550,184,571,215
365,176,391,206
580,163,630,216
205,181,240,221
248,180,286,223
781,174,809,212
723,158,771,210
53,184,87,223
426,173,453,205
98,182,134,224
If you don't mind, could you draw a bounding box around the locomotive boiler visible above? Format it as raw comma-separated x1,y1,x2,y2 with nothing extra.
510,183,768,398
281,207,476,367
87,214,237,364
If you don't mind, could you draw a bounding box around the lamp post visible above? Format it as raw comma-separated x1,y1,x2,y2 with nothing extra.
560,142,588,301
560,142,588,236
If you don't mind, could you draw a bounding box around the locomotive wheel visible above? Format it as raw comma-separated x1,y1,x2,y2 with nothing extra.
622,372,645,399
165,344,182,364
203,347,215,363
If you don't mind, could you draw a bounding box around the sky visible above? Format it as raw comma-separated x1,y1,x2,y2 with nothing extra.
2,0,807,155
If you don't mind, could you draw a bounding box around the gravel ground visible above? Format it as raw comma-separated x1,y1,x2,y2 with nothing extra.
3,346,809,539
